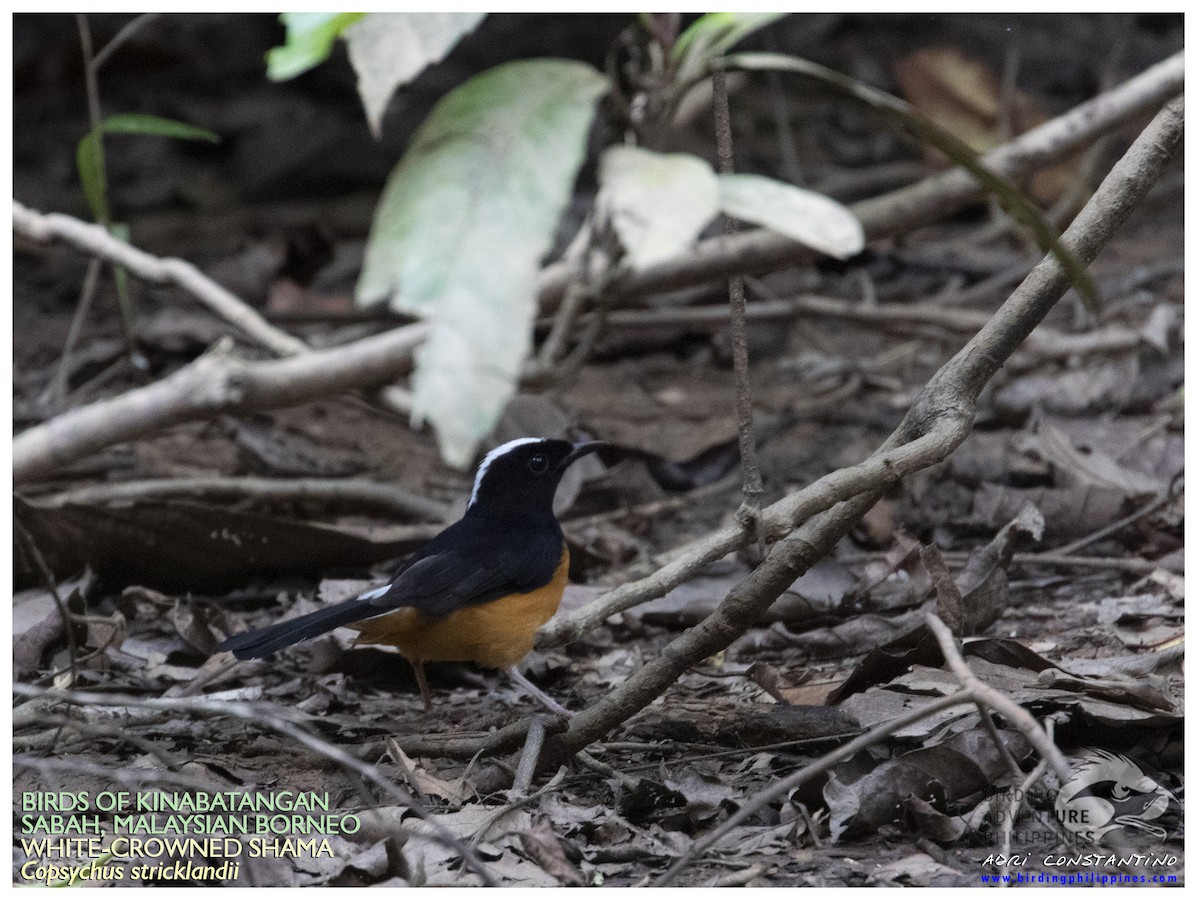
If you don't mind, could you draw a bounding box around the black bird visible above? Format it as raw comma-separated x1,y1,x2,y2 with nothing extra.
216,437,606,716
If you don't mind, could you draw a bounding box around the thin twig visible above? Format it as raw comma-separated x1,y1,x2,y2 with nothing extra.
712,66,764,539
15,201,308,357
52,258,103,407
653,689,977,884
512,717,547,795
76,15,105,220
1052,491,1171,557
470,766,566,848
13,519,80,689
922,614,1072,785
91,13,161,72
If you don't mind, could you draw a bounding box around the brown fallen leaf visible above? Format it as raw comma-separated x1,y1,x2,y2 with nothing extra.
13,571,95,676
386,740,475,804
518,824,586,887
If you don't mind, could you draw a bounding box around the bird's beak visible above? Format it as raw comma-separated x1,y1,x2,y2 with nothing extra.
559,440,608,471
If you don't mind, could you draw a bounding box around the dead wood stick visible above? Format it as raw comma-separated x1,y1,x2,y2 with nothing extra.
604,295,1150,362
540,94,1183,651
37,475,451,522
13,200,416,420
712,66,765,529
536,51,1182,308
13,324,426,484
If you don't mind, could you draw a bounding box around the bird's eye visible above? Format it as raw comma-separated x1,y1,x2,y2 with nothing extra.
527,454,550,474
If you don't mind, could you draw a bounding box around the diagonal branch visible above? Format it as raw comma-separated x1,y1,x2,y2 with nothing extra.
539,94,1183,651
539,94,1182,765
14,200,308,357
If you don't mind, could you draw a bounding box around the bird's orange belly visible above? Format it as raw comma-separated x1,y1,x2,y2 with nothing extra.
350,548,569,670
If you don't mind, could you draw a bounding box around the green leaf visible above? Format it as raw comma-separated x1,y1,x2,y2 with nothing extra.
722,52,1099,308
599,146,720,269
266,12,365,81
672,13,784,84
356,59,607,467
718,174,864,259
76,114,219,225
344,12,486,137
97,113,220,143
108,222,137,343
76,130,108,223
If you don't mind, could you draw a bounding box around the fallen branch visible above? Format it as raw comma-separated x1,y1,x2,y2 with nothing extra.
602,294,1149,364
36,475,451,522
13,325,426,484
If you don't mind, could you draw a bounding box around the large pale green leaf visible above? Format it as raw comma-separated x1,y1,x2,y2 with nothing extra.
344,12,486,136
266,12,365,81
356,59,607,467
599,146,720,269
672,13,784,85
718,174,864,259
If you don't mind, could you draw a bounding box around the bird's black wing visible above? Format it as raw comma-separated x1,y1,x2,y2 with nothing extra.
361,518,563,618
215,516,563,660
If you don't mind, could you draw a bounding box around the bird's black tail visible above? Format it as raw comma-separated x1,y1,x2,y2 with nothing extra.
215,597,377,660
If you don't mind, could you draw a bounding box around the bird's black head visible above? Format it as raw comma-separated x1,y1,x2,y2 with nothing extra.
466,437,605,519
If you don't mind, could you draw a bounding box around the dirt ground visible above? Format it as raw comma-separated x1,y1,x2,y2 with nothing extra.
13,13,1183,887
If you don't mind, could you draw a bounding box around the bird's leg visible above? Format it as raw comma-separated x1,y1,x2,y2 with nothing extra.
409,659,432,711
506,667,573,718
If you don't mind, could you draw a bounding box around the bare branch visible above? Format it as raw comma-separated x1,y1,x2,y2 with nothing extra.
36,475,451,522
712,66,765,531
15,201,308,357
13,326,426,484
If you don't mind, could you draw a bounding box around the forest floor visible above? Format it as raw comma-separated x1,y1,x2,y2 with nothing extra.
13,13,1183,887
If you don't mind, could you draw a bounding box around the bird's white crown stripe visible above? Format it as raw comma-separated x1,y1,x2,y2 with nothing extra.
468,437,543,507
